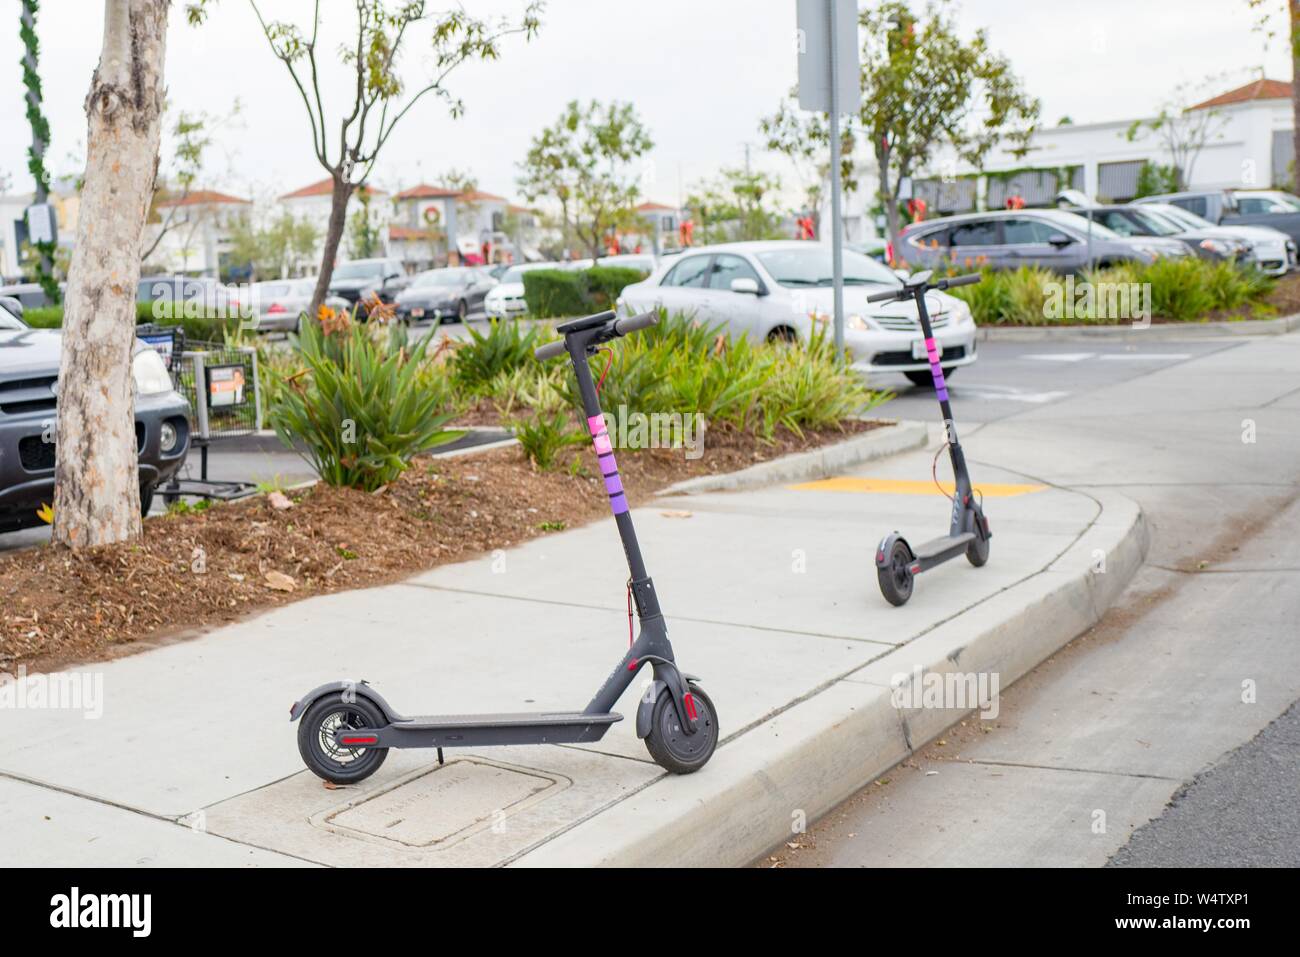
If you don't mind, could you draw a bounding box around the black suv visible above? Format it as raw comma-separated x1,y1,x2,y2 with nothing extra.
0,301,191,533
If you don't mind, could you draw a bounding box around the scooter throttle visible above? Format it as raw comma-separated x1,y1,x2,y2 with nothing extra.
939,273,982,289
867,286,907,303
612,311,659,336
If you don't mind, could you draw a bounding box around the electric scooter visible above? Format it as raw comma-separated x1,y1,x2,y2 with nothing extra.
868,271,991,606
289,310,718,783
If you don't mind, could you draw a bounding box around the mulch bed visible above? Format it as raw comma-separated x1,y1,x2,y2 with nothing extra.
0,420,883,674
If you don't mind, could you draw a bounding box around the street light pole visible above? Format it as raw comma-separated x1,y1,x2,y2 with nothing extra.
828,0,845,358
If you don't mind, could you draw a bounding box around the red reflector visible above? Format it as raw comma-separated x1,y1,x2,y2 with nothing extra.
683,693,698,721
340,735,378,745
627,657,638,671
267,302,287,314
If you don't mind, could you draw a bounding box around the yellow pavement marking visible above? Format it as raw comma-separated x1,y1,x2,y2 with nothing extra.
788,476,1047,498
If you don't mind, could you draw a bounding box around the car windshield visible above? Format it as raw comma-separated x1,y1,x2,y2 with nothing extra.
413,268,470,288
333,261,384,279
1128,210,1183,236
0,308,24,330
1048,211,1121,241
1154,205,1213,230
755,247,899,287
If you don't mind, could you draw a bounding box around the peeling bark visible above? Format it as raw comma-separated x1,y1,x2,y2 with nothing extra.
52,0,169,549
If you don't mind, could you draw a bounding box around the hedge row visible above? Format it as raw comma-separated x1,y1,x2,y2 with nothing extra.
522,265,649,318
18,302,243,343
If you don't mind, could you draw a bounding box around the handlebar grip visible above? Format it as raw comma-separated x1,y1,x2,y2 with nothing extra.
867,287,904,303
941,273,982,288
534,339,566,361
613,310,659,336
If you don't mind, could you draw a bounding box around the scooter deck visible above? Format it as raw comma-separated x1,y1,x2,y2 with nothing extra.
914,531,976,569
338,711,623,750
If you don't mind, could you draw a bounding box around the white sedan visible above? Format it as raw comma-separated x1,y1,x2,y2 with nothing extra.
484,262,560,318
616,241,978,385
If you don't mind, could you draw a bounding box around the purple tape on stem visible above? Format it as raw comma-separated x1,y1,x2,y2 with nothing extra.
609,493,629,515
598,453,618,476
604,474,624,496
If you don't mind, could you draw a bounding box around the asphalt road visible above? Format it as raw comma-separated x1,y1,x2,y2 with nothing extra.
766,330,1300,868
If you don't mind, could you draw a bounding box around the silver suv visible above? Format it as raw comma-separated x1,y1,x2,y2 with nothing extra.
895,209,1190,273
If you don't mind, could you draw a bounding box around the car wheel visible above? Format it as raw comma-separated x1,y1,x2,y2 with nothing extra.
767,326,797,344
140,484,156,517
456,299,468,323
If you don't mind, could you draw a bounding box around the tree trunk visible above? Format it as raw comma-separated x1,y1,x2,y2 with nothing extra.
310,175,354,316
52,0,168,549
1291,1,1300,193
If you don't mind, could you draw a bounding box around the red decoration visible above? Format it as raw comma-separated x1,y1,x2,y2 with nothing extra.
906,197,928,222
679,218,695,246
1005,195,1026,210
796,215,816,240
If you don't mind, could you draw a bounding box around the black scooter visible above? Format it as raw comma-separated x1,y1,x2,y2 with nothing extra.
289,310,718,783
868,271,991,606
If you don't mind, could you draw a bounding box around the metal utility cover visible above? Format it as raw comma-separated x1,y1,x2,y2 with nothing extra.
797,0,861,115
322,759,561,848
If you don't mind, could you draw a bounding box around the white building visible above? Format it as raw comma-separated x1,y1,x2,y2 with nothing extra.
831,78,1298,238
142,189,251,277
278,177,389,272
387,184,540,268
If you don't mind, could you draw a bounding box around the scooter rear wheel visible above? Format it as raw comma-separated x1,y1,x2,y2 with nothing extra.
878,540,915,606
966,512,991,567
645,685,718,774
298,692,389,785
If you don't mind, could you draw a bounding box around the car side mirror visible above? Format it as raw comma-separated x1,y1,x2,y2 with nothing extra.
0,296,23,319
730,277,761,295
1047,232,1074,248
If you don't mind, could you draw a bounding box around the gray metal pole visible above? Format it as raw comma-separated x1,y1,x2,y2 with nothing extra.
828,0,845,358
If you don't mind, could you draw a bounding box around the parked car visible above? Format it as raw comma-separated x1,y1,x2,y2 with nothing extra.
484,262,562,318
1134,200,1295,275
1136,188,1300,248
847,238,890,264
1234,189,1300,215
616,240,978,386
1072,205,1252,263
137,274,243,318
0,281,60,310
0,299,191,533
393,266,497,323
327,257,410,306
896,209,1190,273
594,253,657,274
246,278,349,333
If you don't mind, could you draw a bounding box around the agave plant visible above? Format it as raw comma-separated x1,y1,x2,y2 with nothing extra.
270,310,459,491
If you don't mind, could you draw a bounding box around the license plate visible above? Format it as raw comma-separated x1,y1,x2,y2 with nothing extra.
410,307,425,318
911,340,929,360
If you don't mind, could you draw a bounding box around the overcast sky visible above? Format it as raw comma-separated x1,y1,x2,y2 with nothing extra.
0,0,1290,209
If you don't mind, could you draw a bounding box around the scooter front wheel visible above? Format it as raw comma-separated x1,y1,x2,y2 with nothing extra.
966,512,991,567
297,692,389,785
878,540,915,606
645,685,718,774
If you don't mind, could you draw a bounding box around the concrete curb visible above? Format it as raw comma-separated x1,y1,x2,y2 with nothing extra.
511,488,1148,867
977,312,1300,342
659,420,928,497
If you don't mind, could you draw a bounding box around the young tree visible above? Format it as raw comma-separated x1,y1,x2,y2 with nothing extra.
760,89,857,239
227,209,319,280
1245,1,1300,190
188,0,543,313
53,0,169,548
687,168,786,244
859,1,1039,241
1124,80,1228,190
517,100,654,260
19,0,58,302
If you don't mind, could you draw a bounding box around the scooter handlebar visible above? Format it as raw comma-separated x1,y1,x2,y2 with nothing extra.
867,286,906,303
534,339,566,361
613,310,659,336
534,311,659,361
939,273,982,289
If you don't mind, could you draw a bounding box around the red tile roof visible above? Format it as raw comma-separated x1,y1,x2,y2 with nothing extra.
394,183,461,200
458,189,507,203
388,226,441,241
156,189,251,208
636,201,678,211
1190,78,1291,111
279,177,386,200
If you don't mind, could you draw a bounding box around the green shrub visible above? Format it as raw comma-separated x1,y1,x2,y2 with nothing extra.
269,314,459,491
523,269,588,318
452,319,549,394
509,408,586,470
585,265,648,309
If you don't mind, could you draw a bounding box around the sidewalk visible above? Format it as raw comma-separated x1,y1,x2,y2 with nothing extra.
0,423,1144,867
